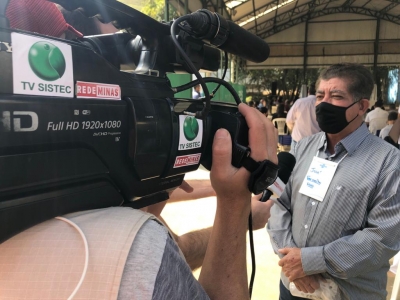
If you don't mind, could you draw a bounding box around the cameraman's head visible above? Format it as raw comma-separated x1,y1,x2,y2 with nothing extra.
6,0,82,38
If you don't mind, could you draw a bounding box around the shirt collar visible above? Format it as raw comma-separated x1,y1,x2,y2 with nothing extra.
317,123,370,156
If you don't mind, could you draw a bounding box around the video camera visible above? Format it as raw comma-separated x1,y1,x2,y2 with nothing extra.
0,0,270,242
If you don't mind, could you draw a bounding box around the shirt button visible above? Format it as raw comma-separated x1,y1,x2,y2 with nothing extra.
304,225,308,229
312,201,316,205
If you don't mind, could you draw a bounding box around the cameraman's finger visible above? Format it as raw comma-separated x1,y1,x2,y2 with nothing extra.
239,104,277,164
211,129,232,179
238,104,267,161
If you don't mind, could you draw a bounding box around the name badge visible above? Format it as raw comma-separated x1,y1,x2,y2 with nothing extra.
299,157,339,201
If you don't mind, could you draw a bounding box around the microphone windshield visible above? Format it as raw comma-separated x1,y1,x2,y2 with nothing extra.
277,152,296,184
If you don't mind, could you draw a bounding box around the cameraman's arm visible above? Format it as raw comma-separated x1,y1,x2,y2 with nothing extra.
171,196,273,271
168,180,216,202
199,104,278,300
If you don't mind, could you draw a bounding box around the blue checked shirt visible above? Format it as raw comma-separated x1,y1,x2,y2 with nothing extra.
267,123,400,300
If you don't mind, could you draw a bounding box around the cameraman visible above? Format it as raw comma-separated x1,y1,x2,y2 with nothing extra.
0,104,278,300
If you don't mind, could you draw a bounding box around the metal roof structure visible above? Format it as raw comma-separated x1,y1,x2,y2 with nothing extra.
167,0,400,69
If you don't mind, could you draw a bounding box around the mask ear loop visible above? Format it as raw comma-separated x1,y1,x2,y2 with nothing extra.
347,99,362,123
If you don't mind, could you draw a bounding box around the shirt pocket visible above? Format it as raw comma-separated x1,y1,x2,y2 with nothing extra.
325,185,369,238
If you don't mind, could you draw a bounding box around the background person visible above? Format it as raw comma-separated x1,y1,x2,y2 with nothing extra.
267,63,400,300
193,84,202,99
271,103,287,121
365,99,389,135
379,111,399,141
286,84,320,153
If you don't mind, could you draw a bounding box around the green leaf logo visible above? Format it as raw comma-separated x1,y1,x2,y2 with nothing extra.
183,116,199,141
28,42,66,81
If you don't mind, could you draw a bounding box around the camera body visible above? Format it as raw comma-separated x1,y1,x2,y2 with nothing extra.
0,0,251,242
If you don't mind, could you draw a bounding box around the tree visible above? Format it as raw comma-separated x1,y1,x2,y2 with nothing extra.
243,68,319,102
141,0,179,21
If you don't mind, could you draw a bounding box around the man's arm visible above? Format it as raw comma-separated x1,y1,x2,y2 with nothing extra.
388,117,400,145
279,169,400,281
267,175,297,254
198,103,278,300
168,180,216,202
285,103,296,131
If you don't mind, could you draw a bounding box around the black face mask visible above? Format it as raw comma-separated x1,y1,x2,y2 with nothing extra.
315,100,360,134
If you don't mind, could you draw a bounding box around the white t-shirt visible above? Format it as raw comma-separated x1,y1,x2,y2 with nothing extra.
365,108,389,135
285,95,320,142
390,252,399,274
379,124,393,139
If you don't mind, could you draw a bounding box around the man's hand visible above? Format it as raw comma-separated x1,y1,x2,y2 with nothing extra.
293,275,323,294
251,194,274,230
278,247,306,281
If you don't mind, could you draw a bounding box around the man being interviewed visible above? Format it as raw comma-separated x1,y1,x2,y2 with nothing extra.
267,63,400,300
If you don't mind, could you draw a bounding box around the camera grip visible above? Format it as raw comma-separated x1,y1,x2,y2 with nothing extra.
201,110,249,171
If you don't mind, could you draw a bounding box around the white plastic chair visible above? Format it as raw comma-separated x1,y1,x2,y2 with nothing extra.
273,118,290,152
273,118,288,135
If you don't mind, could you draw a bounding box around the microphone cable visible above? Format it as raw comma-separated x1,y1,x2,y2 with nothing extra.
171,15,211,119
173,77,242,105
208,51,228,99
248,212,256,298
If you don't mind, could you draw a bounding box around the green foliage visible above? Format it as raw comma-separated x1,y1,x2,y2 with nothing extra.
118,0,143,10
141,0,165,21
244,68,320,101
140,0,179,21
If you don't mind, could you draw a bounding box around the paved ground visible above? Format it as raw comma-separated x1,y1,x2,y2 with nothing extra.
161,168,399,300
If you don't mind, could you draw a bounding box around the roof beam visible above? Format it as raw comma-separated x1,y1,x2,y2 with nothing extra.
246,0,330,33
379,2,399,14
288,0,299,22
257,6,400,39
272,0,280,29
361,0,372,8
343,0,357,7
252,0,258,34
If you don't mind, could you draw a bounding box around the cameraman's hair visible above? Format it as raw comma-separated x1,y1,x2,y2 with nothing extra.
316,63,374,102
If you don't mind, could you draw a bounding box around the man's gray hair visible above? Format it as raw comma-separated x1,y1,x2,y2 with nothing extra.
316,63,374,102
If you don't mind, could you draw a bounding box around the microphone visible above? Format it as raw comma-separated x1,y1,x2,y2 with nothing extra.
185,9,270,63
260,152,296,210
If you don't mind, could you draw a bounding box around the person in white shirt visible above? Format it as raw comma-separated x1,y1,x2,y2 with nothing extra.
286,84,320,153
192,84,201,99
379,111,399,141
365,100,389,135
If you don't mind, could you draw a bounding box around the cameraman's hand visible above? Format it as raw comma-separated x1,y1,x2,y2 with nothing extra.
200,103,278,300
210,103,278,207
